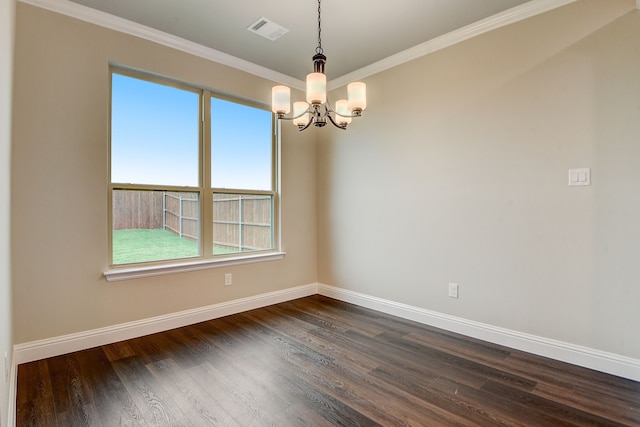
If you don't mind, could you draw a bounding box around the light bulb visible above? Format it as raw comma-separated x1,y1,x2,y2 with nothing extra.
335,100,352,126
293,102,309,127
306,73,327,105
347,82,366,113
272,85,290,114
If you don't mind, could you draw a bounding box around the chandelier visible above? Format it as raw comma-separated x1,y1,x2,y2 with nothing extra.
271,0,367,131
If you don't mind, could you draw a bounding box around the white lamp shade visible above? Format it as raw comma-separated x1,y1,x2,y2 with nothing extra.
335,100,352,125
347,82,367,112
293,102,309,126
306,73,327,105
272,85,291,114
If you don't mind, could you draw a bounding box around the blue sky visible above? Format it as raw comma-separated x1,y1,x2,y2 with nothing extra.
111,73,272,191
211,97,272,191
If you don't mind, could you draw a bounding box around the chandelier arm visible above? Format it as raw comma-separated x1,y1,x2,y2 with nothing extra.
323,98,336,113
274,105,314,131
330,111,362,119
274,113,314,130
275,104,312,121
323,97,363,119
297,118,314,131
326,113,347,130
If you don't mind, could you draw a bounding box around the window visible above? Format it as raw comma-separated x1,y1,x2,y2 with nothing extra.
109,68,278,269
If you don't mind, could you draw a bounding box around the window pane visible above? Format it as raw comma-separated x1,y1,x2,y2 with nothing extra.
213,193,273,254
113,189,200,264
111,74,199,187
211,98,272,191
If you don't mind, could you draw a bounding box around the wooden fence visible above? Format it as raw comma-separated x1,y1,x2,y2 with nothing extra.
163,192,198,242
112,190,272,251
213,193,272,252
112,190,164,230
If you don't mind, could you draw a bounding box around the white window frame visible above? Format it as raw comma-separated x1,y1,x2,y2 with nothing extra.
104,67,283,282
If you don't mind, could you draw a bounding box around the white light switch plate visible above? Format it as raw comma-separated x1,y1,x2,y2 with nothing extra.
448,283,459,298
568,168,590,186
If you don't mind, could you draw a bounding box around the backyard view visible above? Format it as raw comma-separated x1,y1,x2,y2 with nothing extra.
112,190,199,265
112,190,273,265
110,71,274,266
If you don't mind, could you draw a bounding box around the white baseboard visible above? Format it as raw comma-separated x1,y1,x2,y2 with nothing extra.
13,282,640,384
14,283,318,365
317,284,640,382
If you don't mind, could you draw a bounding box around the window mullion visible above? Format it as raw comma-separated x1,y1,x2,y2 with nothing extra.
201,90,214,258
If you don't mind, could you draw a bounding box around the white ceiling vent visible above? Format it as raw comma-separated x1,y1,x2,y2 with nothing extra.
247,17,289,41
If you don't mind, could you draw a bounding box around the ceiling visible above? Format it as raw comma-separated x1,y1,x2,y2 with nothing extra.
29,0,574,87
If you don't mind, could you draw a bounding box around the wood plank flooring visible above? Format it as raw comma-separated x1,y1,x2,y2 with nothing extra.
16,295,640,426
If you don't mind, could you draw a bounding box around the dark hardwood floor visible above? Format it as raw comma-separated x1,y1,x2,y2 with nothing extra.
16,295,640,426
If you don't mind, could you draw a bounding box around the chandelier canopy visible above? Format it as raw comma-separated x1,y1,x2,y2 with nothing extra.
271,0,367,131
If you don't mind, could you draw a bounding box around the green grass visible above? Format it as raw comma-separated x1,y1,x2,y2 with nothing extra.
113,228,242,264
113,229,199,265
213,246,237,255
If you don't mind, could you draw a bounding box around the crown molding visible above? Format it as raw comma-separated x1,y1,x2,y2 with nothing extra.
19,0,576,91
18,0,306,90
329,0,577,89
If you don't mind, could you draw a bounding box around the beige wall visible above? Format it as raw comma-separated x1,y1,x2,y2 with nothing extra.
1,0,14,423
318,0,640,359
11,3,317,343
11,0,640,370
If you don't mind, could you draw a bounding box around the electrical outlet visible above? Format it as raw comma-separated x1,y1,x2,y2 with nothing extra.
448,283,459,299
224,273,232,286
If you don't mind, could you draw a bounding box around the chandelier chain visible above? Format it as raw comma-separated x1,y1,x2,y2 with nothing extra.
316,0,323,55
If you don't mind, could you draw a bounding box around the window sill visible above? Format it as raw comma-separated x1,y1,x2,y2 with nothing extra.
104,252,286,282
